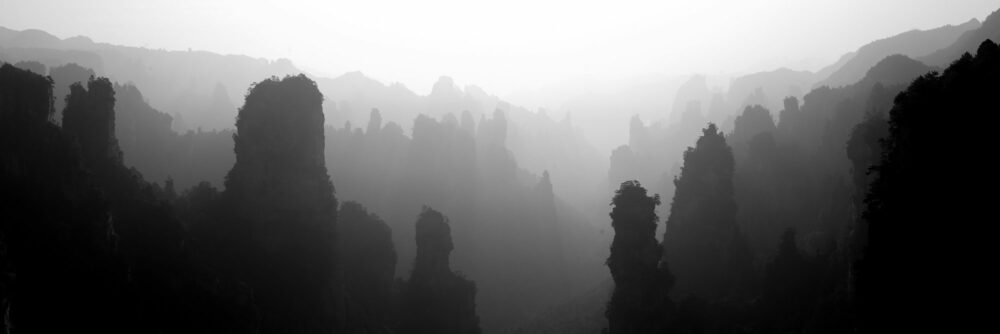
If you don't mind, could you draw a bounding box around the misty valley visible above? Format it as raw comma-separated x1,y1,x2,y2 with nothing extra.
2,3,999,334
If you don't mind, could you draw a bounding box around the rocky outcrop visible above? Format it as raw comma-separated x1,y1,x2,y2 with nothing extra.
222,74,340,333
402,207,480,334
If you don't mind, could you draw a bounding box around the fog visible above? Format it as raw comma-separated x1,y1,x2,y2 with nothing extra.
2,1,999,333
2,1,991,91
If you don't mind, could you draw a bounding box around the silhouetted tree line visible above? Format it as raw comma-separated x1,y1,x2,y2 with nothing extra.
856,39,1000,332
326,104,590,331
7,50,603,330
12,59,586,332
1,63,252,333
0,66,481,333
5,31,996,334
603,40,1000,333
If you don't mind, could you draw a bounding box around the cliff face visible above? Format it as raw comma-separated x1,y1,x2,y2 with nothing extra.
339,201,397,332
412,207,455,279
62,77,122,169
606,181,672,334
663,124,752,299
226,74,333,221
403,207,481,334
222,74,340,333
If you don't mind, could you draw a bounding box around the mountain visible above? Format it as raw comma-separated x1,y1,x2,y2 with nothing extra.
814,51,856,81
1,27,606,212
0,26,300,131
921,8,1000,67
314,71,422,129
316,72,607,218
727,68,816,114
814,18,980,88
669,74,713,123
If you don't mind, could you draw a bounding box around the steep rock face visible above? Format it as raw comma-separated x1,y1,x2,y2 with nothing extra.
222,74,340,333
338,201,396,332
663,124,752,299
606,181,673,334
403,207,480,334
62,76,122,169
226,74,331,214
728,104,777,163
412,208,455,279
2,64,255,333
861,40,1000,332
48,62,94,122
1,59,121,334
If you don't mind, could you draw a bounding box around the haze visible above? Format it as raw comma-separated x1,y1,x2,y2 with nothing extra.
3,0,995,96
3,1,999,333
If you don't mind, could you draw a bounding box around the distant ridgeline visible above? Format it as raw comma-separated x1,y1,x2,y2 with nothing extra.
0,55,598,333
0,66,482,333
3,8,1000,333
603,39,1000,333
1,26,614,331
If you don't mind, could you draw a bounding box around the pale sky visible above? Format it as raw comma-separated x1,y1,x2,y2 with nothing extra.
2,0,997,95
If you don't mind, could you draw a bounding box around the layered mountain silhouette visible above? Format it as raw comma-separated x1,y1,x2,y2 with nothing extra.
814,18,980,88
4,6,998,332
920,8,1000,67
726,68,815,115
0,26,298,131
1,26,606,221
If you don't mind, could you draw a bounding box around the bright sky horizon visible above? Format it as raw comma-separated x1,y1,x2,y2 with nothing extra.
2,0,998,96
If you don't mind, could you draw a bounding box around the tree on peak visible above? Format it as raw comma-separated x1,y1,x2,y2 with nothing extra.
663,123,751,298
732,105,776,141
402,206,481,334
605,180,673,334
221,73,340,333
412,206,454,278
729,105,777,163
859,39,1000,332
62,76,123,170
668,123,735,230
226,74,333,207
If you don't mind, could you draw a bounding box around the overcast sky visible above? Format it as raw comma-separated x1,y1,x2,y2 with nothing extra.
2,0,997,95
